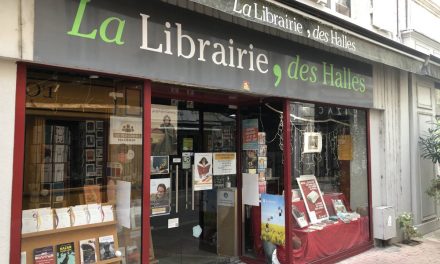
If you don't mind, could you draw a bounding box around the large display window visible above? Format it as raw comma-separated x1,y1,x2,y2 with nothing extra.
20,68,143,264
279,101,370,263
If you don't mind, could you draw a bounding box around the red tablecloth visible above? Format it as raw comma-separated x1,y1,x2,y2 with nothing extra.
276,216,370,264
251,193,370,263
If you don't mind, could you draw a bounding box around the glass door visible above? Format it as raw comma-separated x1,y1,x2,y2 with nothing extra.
150,99,238,264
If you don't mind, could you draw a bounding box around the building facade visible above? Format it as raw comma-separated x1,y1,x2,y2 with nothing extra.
1,0,440,263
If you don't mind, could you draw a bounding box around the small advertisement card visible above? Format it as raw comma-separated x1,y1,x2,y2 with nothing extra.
213,152,236,175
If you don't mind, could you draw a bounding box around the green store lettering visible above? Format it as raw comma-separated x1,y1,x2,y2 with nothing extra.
68,0,125,45
273,55,366,93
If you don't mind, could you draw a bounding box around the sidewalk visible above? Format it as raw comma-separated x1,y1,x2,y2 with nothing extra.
338,229,440,263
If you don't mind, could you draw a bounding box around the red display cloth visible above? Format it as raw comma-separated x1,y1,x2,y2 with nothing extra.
276,216,370,264
251,193,370,263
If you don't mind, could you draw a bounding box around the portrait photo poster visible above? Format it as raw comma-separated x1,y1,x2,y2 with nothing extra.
303,132,323,153
193,153,213,191
150,178,171,216
151,104,178,155
296,175,329,224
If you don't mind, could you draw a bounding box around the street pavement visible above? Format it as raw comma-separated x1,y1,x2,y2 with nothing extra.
338,229,440,264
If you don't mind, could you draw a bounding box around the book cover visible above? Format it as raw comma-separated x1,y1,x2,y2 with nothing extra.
257,157,267,170
102,205,114,222
80,239,97,264
56,242,75,264
34,246,55,264
54,207,71,229
99,235,116,260
258,144,267,157
21,209,38,234
87,204,103,224
292,205,308,228
332,199,347,214
246,150,257,169
37,207,54,231
258,132,266,145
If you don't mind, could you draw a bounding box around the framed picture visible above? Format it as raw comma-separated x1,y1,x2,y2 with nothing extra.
96,120,104,130
86,120,95,133
86,163,96,177
303,132,322,153
85,178,95,185
150,156,169,174
96,158,103,167
86,135,95,148
96,149,103,158
96,165,103,176
85,149,96,162
96,130,104,138
96,138,104,148
96,177,103,185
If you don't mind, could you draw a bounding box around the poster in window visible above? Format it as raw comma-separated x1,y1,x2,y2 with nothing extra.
109,116,143,145
242,119,258,150
213,152,236,175
151,104,178,155
182,138,193,151
193,153,213,191
150,178,171,216
261,194,285,246
296,175,329,224
303,132,322,153
337,135,353,160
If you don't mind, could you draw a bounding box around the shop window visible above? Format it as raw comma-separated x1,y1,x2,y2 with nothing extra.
282,102,369,263
21,68,143,264
240,102,286,262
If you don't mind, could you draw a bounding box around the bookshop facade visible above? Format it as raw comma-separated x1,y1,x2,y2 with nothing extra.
12,0,373,263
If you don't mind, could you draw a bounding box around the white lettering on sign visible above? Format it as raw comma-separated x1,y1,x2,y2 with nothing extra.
140,14,269,74
232,0,356,51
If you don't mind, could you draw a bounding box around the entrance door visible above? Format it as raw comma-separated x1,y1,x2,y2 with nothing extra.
150,98,238,264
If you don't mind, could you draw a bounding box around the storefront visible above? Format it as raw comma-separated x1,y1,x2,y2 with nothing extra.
12,0,373,263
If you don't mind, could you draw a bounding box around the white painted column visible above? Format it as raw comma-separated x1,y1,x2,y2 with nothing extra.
0,60,18,264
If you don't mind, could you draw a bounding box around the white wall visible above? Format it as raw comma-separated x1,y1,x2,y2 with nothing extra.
0,0,20,59
0,60,17,264
409,1,440,43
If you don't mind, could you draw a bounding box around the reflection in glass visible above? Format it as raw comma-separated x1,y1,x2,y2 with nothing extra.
21,68,143,264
